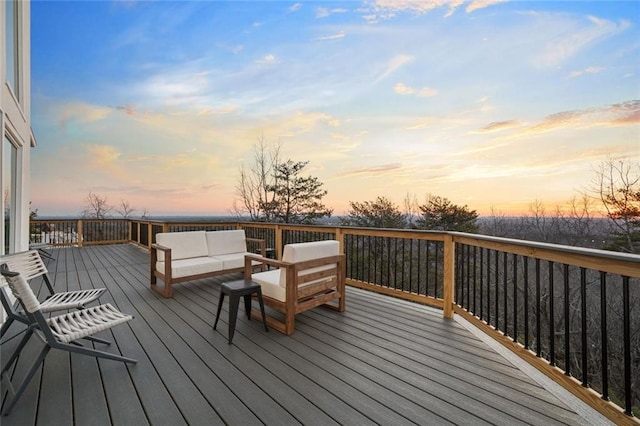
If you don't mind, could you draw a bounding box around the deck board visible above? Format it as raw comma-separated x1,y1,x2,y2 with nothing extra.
1,244,600,425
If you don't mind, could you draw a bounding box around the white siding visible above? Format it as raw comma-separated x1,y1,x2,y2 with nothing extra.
1,0,31,255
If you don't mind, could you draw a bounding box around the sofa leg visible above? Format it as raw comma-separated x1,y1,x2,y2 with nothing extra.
150,282,173,298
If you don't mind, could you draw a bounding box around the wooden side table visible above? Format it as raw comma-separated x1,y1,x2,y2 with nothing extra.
214,279,268,344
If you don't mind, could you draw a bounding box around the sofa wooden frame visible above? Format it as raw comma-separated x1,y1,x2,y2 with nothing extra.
243,252,345,335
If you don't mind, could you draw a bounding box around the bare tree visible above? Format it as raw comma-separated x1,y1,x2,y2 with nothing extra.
115,199,136,218
589,157,640,253
403,193,420,228
81,192,112,219
232,136,281,221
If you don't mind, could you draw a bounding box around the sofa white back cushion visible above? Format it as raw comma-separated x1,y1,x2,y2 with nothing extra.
280,240,339,288
206,230,247,256
156,231,208,261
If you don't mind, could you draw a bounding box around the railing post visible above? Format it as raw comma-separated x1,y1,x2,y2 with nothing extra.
335,227,344,253
77,219,84,247
275,225,282,260
443,234,455,318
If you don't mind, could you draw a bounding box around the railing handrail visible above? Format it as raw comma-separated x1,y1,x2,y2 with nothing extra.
449,230,640,264
30,218,640,265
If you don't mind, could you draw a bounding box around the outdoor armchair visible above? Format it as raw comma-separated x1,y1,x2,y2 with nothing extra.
244,240,345,335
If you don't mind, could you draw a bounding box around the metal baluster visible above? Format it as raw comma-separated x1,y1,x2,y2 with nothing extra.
600,271,609,401
409,238,414,294
503,252,508,335
479,247,484,322
401,238,406,291
564,263,570,376
367,235,371,284
486,249,491,325
536,259,541,357
374,236,379,287
495,250,499,330
417,239,422,296
472,246,477,314
580,267,588,387
524,257,529,350
460,245,465,308
434,243,440,299
513,253,518,343
549,262,555,366
622,276,631,415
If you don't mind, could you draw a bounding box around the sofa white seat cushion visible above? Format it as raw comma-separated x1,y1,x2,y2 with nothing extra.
211,252,255,270
156,231,208,262
157,257,223,279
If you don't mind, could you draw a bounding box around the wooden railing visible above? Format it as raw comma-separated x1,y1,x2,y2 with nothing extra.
30,218,640,423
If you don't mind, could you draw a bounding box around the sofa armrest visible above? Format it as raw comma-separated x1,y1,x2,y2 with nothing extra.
246,238,266,257
243,254,292,278
151,243,171,253
150,243,172,283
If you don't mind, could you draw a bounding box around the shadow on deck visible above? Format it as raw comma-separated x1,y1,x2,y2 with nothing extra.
1,244,608,425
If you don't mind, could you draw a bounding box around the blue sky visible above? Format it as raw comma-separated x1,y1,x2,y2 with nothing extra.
30,0,640,217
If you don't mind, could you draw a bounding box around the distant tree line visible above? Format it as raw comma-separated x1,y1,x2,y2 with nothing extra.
234,141,638,254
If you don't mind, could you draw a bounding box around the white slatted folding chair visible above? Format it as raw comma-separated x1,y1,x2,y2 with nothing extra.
0,250,106,339
0,265,136,416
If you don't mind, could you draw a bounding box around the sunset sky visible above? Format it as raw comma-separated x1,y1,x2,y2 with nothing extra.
30,0,640,218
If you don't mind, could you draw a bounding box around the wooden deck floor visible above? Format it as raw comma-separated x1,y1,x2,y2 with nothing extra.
1,244,601,425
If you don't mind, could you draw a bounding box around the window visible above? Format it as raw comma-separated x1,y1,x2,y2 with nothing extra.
3,135,17,254
5,0,20,100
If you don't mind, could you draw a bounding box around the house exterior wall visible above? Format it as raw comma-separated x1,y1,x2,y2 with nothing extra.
1,0,32,255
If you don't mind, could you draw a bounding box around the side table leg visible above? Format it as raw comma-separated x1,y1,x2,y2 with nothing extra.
244,294,252,320
228,294,240,344
213,291,225,330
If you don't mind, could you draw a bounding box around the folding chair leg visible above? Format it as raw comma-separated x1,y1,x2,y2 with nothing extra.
1,345,50,416
56,342,137,364
82,335,111,345
1,328,35,377
0,317,15,339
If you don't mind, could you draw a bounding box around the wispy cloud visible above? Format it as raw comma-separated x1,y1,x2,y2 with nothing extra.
364,0,505,20
316,7,348,18
289,3,302,13
466,0,508,14
535,16,630,67
316,31,346,41
475,120,521,133
375,54,414,83
56,102,113,126
255,54,279,65
518,100,640,136
568,66,604,78
394,83,438,97
337,163,403,178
